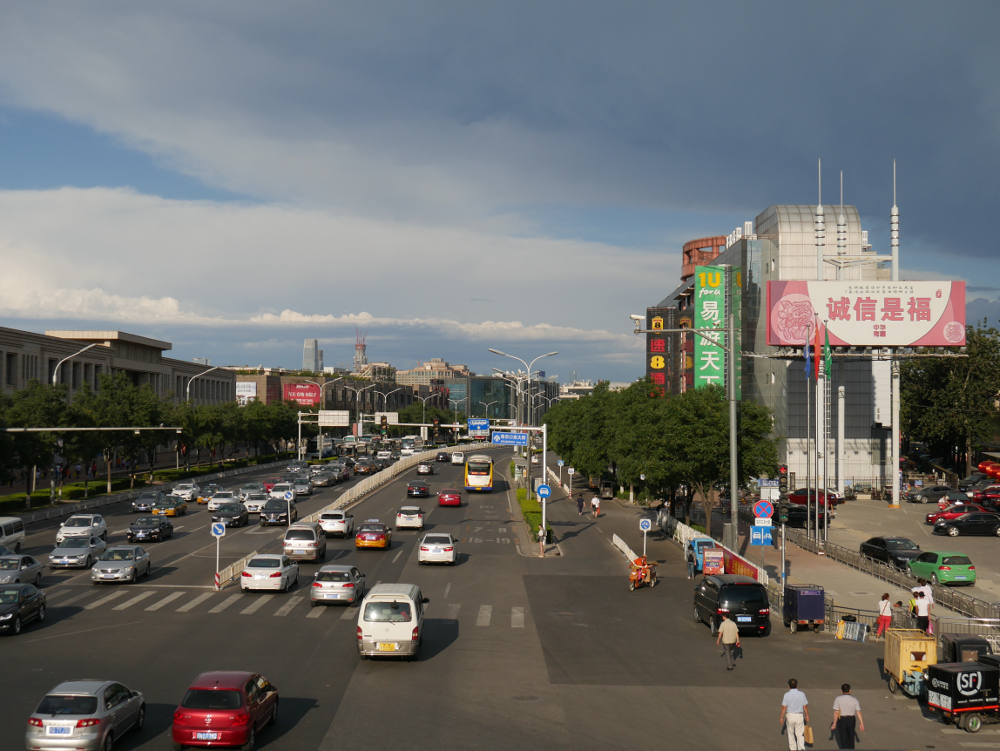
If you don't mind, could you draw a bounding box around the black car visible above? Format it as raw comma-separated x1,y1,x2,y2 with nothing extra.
407,482,430,498
131,491,164,513
126,516,173,543
933,512,1000,537
212,503,250,528
0,583,46,635
693,574,771,637
783,505,827,529
436,452,450,463
859,536,921,569
260,499,298,526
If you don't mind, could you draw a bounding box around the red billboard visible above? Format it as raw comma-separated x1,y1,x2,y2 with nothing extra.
282,383,321,406
767,280,965,346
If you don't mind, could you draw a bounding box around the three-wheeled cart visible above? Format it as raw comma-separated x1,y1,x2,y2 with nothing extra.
926,661,1000,733
884,628,937,697
782,584,825,633
940,634,993,663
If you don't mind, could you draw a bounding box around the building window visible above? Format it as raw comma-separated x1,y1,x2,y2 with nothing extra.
5,353,16,386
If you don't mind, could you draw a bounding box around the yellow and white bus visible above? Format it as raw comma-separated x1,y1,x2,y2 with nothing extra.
464,454,494,492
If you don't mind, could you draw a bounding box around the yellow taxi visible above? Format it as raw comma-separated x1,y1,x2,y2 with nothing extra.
195,483,219,504
152,499,188,517
355,519,391,549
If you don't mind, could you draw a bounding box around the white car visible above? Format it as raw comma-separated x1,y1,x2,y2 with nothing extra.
240,554,299,592
207,490,237,511
243,492,270,514
318,511,354,538
170,482,200,502
418,533,457,565
56,514,108,544
395,506,425,530
238,482,265,500
375,450,392,461
450,452,465,465
269,483,296,502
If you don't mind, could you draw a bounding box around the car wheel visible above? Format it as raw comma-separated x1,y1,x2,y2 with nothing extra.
947,526,960,537
790,620,798,633
693,605,702,623
129,571,137,584
267,699,278,727
36,604,46,623
242,727,255,751
85,555,92,568
10,616,21,635
135,704,145,731
994,526,1000,537
101,732,113,751
931,573,940,585
34,573,42,587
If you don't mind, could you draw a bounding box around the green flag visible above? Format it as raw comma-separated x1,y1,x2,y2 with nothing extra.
823,326,832,379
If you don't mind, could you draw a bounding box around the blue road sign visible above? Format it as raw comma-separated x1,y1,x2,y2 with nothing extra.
537,484,551,499
467,418,490,431
283,490,294,501
639,518,652,532
492,431,528,446
557,459,564,467
758,478,780,488
753,500,774,518
750,525,773,546
210,522,226,538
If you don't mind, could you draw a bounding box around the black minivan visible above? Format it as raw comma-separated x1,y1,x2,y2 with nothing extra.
693,574,771,637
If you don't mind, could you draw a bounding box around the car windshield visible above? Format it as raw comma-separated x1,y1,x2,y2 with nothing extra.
248,558,281,568
0,559,19,570
248,494,267,501
219,504,242,513
36,695,99,715
285,530,313,540
467,461,491,474
943,555,972,566
137,493,157,500
358,525,384,534
64,518,91,528
263,501,286,512
214,492,234,499
886,538,919,550
316,570,351,582
0,588,22,604
59,538,90,548
134,518,158,527
720,586,768,607
181,689,242,710
100,550,135,561
424,536,451,545
364,601,412,622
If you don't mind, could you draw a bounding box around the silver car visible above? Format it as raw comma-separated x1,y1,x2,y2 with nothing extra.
49,537,107,569
90,546,151,584
130,490,163,513
206,490,236,512
0,555,44,586
310,564,366,605
56,515,107,544
243,492,269,514
292,478,312,496
25,679,145,751
318,511,354,538
238,482,265,500
170,482,200,502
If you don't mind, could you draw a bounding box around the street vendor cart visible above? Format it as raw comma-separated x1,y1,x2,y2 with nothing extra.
884,628,937,697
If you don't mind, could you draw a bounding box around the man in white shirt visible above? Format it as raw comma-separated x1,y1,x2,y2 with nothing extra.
715,612,741,670
779,678,810,750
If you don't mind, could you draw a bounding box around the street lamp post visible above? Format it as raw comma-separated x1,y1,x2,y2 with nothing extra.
304,377,343,457
489,349,557,425
479,400,498,418
344,384,375,437
185,366,220,403
416,393,438,439
52,343,100,387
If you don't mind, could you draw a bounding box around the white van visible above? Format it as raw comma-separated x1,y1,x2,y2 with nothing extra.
0,516,26,552
356,583,429,660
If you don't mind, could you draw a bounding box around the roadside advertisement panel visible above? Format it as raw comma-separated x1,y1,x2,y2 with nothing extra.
693,265,726,389
282,382,321,406
723,548,760,580
235,382,257,404
702,548,725,575
767,280,966,346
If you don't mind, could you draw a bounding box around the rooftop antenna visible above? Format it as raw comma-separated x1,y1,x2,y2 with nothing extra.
890,159,899,281
815,158,825,281
836,171,847,280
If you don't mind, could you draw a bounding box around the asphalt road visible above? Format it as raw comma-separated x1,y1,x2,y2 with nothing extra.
3,449,997,749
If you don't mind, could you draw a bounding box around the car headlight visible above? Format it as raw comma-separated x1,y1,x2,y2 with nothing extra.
0,613,12,620
0,576,10,583
124,566,134,573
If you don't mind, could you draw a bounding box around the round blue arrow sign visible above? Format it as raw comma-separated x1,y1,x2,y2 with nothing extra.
284,491,294,501
639,518,652,532
210,522,226,537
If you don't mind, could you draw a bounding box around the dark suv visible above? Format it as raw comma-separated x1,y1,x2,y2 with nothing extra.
693,574,771,637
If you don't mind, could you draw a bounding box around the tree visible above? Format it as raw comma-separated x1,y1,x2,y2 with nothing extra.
4,381,70,506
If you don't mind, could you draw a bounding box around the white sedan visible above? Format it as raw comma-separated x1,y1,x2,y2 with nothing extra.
417,533,457,565
207,490,237,511
240,554,299,592
395,506,425,530
318,511,354,537
450,452,465,465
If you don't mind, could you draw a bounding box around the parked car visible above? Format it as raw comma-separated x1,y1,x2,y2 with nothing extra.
171,671,277,750
959,472,987,492
310,564,366,606
926,503,990,525
259,499,298,526
908,484,957,504
783,504,827,529
0,555,43,586
969,484,1000,506
212,503,250,528
354,520,392,550
318,510,354,538
932,511,1000,537
395,506,425,530
90,546,151,584
56,514,107,544
407,482,430,498
49,536,107,568
240,554,299,592
0,583,45,635
936,491,976,510
130,490,164,513
785,488,836,511
206,490,237,512
26,680,144,747
859,537,922,569
908,551,976,585
437,489,462,507
417,533,457,565
693,574,771,636
126,516,173,543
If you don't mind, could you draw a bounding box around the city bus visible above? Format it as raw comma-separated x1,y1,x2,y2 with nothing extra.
464,454,494,492
400,435,424,456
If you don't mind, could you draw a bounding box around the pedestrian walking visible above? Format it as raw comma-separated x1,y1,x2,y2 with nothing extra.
876,593,892,639
890,600,906,628
779,678,810,751
715,612,740,670
686,547,696,580
537,524,546,557
576,494,585,516
831,683,864,749
913,577,935,607
591,495,600,519
914,590,931,633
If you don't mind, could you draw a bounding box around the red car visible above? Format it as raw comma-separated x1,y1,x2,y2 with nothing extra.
172,671,278,749
262,477,280,492
970,485,1000,504
785,488,836,511
926,503,990,525
438,489,462,507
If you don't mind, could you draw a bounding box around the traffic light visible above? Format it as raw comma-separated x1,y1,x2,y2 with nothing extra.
433,417,439,428
778,464,788,493
778,503,789,524
380,415,388,435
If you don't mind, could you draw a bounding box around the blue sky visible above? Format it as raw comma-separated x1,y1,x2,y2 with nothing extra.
0,1,996,382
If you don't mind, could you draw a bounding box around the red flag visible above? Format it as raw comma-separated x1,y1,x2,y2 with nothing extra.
813,319,823,379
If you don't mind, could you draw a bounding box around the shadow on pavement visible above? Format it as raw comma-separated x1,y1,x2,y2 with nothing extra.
420,617,459,660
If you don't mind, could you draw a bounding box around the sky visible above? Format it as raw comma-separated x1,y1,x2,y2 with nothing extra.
0,1,997,383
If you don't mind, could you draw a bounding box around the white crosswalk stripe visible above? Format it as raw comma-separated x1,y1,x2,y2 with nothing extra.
340,607,355,620
146,591,184,611
240,595,274,615
274,596,304,616
50,590,91,608
306,604,326,618
446,603,461,621
208,594,243,614
176,592,214,613
113,591,156,611
476,604,492,627
511,606,525,628
85,590,128,610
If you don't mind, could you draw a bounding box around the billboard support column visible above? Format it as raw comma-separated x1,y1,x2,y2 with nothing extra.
890,357,900,508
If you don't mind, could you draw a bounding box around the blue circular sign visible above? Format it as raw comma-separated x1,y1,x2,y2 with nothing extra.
284,491,294,501
753,500,774,518
210,522,226,538
639,518,652,532
557,459,564,467
537,484,552,499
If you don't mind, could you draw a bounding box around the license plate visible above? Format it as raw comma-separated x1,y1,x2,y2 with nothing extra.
47,726,71,735
294,550,306,555
196,732,219,740
377,642,398,652
954,576,967,580
102,574,117,579
737,616,752,622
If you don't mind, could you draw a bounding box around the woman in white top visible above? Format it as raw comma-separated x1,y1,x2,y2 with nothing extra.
875,593,892,638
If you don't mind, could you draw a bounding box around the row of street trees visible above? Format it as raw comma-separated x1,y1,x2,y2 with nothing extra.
543,381,778,535
0,373,302,501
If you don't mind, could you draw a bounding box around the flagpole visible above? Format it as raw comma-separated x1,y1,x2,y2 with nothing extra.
805,348,812,540
823,322,831,543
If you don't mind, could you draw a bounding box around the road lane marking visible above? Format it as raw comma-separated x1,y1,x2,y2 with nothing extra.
146,591,184,611
85,590,128,610
240,595,274,614
306,604,326,618
476,604,492,627
443,583,451,599
208,594,243,614
511,606,525,628
340,607,354,620
392,549,403,563
447,603,461,621
113,591,156,611
49,590,91,607
274,596,304,616
176,592,214,612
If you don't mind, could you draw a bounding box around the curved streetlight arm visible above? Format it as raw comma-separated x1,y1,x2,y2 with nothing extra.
186,366,220,402
52,343,99,386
